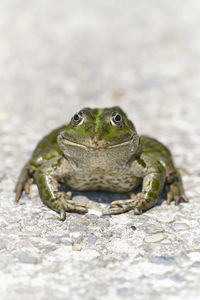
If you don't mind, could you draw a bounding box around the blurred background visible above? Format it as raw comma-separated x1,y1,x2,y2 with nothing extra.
0,1,200,299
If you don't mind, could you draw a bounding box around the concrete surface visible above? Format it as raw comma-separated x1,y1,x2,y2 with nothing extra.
0,0,200,299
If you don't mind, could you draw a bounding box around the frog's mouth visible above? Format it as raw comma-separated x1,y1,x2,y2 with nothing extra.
59,133,138,149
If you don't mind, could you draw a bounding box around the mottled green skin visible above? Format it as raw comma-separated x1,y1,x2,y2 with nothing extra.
15,107,188,220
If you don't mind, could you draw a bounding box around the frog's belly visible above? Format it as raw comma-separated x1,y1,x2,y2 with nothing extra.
65,172,142,193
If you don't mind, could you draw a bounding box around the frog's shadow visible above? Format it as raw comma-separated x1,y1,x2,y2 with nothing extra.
60,185,166,206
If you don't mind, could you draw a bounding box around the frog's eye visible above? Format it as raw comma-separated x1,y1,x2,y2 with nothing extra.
73,112,83,125
111,112,122,126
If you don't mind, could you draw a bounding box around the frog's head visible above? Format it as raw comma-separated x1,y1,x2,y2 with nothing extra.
58,107,141,167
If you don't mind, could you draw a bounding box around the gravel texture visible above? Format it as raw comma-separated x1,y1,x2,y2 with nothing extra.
0,0,200,299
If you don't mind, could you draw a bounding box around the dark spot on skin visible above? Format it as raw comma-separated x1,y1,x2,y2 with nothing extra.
152,178,159,190
142,201,146,207
39,175,45,185
157,166,162,173
147,191,157,200
137,158,146,168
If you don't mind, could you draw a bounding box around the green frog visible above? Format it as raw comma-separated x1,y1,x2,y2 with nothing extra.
15,107,188,220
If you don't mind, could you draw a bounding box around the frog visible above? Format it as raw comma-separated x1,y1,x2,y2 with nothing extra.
15,107,188,220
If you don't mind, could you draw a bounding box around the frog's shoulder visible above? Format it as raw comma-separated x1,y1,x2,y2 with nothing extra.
30,125,66,168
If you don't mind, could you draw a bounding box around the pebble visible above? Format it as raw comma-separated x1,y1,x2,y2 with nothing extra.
72,244,82,251
14,251,39,264
145,233,166,243
146,224,163,234
117,288,133,297
88,233,97,244
172,222,189,231
156,215,175,224
69,220,89,232
47,235,63,244
150,256,175,265
187,252,200,261
98,218,110,228
3,223,22,233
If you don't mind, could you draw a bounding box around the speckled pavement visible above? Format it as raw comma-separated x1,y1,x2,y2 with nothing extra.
0,0,200,299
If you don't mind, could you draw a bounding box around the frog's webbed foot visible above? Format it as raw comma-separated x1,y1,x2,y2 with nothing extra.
103,193,144,215
166,182,189,205
14,163,34,202
56,192,89,221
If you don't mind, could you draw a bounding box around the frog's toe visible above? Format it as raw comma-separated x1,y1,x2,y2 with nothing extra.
58,192,89,215
181,194,189,203
15,184,24,202
24,178,33,195
104,197,140,215
109,199,133,208
102,206,131,215
15,178,33,202
58,208,67,221
167,183,189,205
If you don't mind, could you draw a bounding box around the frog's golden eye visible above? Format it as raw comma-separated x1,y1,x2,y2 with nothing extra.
111,112,122,126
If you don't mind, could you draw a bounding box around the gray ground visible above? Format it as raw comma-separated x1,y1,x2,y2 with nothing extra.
0,0,200,299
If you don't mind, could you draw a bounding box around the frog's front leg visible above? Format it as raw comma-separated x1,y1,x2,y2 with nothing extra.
34,156,88,220
104,158,165,215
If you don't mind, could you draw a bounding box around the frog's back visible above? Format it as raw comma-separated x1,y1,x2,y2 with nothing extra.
30,125,65,168
140,135,173,169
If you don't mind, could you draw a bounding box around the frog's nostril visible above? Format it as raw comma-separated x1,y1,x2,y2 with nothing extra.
92,136,98,144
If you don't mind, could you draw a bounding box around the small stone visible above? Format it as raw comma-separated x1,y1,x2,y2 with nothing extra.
145,233,166,243
72,244,82,251
0,239,6,250
47,235,62,244
146,224,163,234
156,215,175,224
187,252,200,261
29,236,40,243
131,225,137,231
31,212,40,219
14,251,39,264
60,235,72,246
98,218,110,228
88,233,97,244
150,256,175,265
70,232,84,244
172,222,189,231
3,223,21,233
69,220,88,232
117,288,133,297
38,243,57,252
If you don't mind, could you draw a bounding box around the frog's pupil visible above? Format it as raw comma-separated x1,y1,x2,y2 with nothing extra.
114,114,121,122
74,114,80,121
